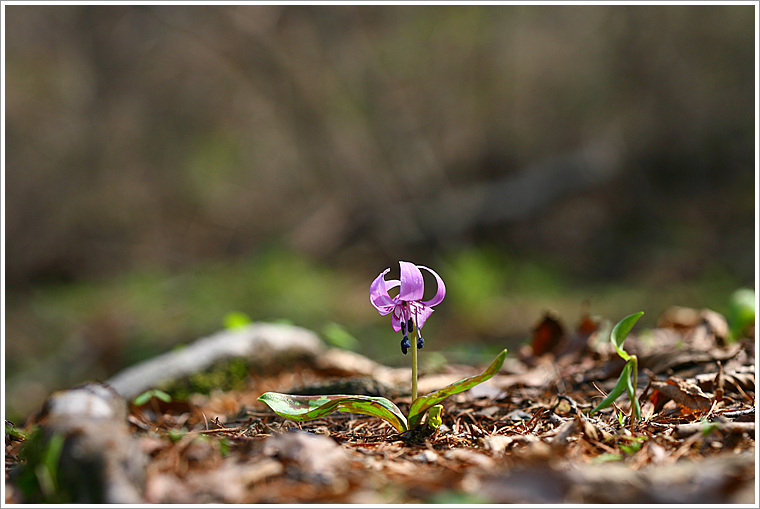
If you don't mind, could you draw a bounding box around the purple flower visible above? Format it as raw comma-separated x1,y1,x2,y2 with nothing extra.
370,261,446,354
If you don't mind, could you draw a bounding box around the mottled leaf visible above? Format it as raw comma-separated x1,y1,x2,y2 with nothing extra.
258,392,408,432
408,349,507,429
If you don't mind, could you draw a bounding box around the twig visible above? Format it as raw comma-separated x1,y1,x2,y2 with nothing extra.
716,407,755,419
673,421,755,439
197,427,244,435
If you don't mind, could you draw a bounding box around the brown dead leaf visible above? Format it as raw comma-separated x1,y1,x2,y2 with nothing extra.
657,307,729,347
649,379,713,414
695,309,729,344
695,369,755,397
262,431,349,484
543,417,577,445
480,435,515,455
443,448,494,469
658,306,703,330
530,312,565,356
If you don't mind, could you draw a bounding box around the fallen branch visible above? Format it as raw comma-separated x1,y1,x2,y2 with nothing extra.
672,421,755,439
105,322,324,399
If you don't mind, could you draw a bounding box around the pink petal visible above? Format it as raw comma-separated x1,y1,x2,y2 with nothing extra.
414,305,435,330
370,269,396,310
375,305,395,316
390,306,403,332
419,265,446,307
384,279,400,295
398,261,425,302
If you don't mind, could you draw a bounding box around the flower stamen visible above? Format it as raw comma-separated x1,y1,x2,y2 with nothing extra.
400,337,411,355
400,320,410,355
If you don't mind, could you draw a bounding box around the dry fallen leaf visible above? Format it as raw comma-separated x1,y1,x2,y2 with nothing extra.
649,379,713,414
262,431,350,484
530,312,565,356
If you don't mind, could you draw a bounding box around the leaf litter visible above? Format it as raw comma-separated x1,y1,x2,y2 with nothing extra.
4,306,755,504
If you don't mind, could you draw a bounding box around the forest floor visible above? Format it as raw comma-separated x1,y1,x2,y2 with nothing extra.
4,306,756,504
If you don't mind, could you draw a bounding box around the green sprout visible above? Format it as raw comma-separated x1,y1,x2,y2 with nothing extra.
167,428,188,443
589,311,644,422
699,418,720,436
616,410,625,428
132,389,172,406
618,435,647,455
727,288,755,341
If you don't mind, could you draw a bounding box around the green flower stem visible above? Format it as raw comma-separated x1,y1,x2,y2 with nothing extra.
631,355,637,402
630,355,640,421
411,329,419,401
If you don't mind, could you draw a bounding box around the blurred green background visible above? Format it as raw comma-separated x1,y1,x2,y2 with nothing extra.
3,4,756,423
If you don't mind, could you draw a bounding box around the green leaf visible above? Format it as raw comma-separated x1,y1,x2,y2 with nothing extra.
5,422,29,440
619,435,647,455
589,362,631,416
167,428,187,443
700,420,720,436
322,322,359,350
218,437,230,457
153,389,172,403
591,452,623,463
223,311,252,330
39,432,64,498
133,391,154,406
610,311,644,361
258,392,408,433
133,389,172,406
408,349,507,429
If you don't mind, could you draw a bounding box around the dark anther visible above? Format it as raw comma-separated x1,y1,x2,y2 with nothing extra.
417,336,425,349
407,319,414,333
401,336,411,355
401,321,407,334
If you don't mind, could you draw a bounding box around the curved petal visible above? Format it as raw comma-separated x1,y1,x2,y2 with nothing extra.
375,305,395,316
419,265,446,307
391,306,403,332
413,304,435,330
384,279,400,294
370,269,396,310
398,261,425,302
